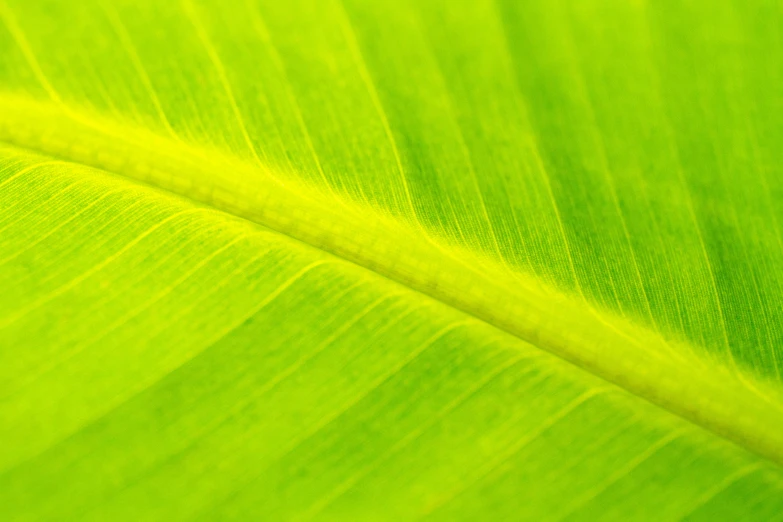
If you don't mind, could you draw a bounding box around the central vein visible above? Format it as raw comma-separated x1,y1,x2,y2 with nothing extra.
1,94,783,467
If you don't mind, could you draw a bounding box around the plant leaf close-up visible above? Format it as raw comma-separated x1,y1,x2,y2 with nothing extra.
1,0,782,520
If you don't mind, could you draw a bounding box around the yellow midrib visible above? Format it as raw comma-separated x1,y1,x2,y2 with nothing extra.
1,94,783,469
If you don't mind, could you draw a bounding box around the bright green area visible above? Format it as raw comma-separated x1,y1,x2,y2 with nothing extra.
0,0,781,520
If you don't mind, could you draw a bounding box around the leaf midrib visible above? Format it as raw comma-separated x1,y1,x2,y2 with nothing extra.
2,95,783,469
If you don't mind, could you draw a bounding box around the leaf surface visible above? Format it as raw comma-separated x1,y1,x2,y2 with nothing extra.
0,0,782,520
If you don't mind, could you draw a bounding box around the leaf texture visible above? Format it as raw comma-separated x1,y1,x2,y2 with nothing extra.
0,0,782,520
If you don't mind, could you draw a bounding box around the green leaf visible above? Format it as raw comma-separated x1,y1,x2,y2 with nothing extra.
1,0,782,520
